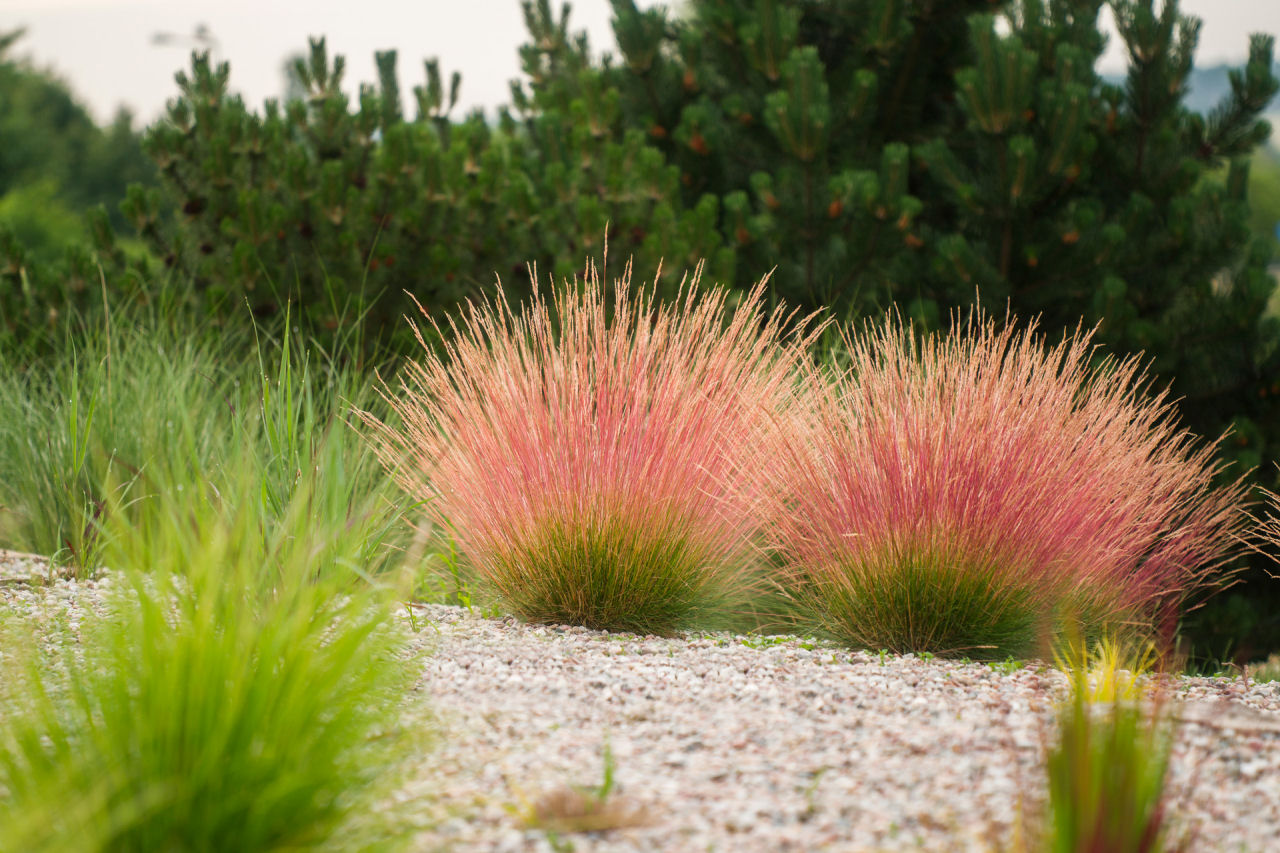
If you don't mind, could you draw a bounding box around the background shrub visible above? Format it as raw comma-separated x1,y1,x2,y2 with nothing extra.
26,38,729,355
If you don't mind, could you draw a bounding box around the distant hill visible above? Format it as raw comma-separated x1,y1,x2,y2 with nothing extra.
1102,63,1280,150
1181,63,1278,115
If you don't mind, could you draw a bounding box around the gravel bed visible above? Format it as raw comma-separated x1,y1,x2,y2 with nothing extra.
396,604,1280,853
3,566,1279,852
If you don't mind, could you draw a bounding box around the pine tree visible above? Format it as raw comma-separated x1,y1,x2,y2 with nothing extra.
85,38,725,345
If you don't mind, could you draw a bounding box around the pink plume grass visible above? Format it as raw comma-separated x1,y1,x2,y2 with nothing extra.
762,310,1249,658
359,260,819,634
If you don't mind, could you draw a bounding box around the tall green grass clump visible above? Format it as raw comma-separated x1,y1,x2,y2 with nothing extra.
0,302,407,578
361,259,819,635
761,310,1249,658
0,318,238,567
0,448,422,852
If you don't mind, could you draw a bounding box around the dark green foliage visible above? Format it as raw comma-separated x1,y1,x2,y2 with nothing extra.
586,0,1278,417
97,38,727,345
792,550,1049,661
577,0,995,314
486,520,715,636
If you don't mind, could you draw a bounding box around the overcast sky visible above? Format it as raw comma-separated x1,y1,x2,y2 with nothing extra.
3,0,1278,126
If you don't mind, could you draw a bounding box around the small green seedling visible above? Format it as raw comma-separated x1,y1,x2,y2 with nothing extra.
403,602,421,632
987,656,1026,676
737,634,791,650
800,767,829,820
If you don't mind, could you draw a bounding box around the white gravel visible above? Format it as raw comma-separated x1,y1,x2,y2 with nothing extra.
395,604,1280,853
4,560,1279,852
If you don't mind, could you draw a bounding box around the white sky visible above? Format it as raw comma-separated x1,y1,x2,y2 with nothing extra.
2,0,1278,126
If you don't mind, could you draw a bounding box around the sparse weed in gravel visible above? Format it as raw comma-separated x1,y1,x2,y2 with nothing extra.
735,633,794,650
762,309,1249,660
988,657,1027,677
403,601,429,633
1028,635,1188,853
361,258,820,635
800,767,829,820
1246,653,1280,683
517,737,649,836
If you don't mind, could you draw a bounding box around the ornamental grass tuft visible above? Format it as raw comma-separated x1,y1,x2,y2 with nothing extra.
0,300,407,580
762,310,1249,659
360,259,819,634
0,453,421,852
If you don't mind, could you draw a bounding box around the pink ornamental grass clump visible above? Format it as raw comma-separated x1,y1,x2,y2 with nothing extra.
763,311,1248,658
361,260,817,634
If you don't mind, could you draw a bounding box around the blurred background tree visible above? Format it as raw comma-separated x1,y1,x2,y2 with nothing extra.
0,28,153,253
0,27,154,334
280,51,308,104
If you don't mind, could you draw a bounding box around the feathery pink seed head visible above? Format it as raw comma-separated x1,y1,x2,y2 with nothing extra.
358,259,822,631
763,308,1249,651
